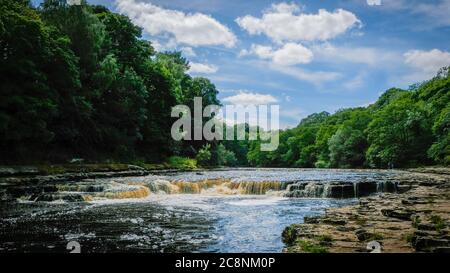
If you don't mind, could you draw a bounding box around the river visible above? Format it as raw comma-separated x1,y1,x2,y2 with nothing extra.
0,168,401,253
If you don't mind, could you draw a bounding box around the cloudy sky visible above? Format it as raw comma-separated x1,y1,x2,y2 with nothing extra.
34,0,450,128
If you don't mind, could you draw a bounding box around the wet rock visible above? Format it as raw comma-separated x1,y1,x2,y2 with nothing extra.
285,182,327,198
2,170,150,184
381,208,414,220
34,193,84,202
282,225,300,245
322,219,347,226
413,230,440,237
401,197,428,205
355,229,370,241
284,169,450,253
286,182,356,198
304,216,320,224
355,182,378,197
336,226,354,232
286,179,404,199
355,229,383,242
328,183,354,198
379,181,398,193
359,200,370,206
417,223,438,231
43,185,58,193
434,247,450,253
0,166,39,177
127,164,145,170
396,184,413,194
413,237,450,252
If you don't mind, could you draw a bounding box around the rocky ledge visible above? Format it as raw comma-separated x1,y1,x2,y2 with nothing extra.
282,170,450,253
284,179,401,198
0,165,151,202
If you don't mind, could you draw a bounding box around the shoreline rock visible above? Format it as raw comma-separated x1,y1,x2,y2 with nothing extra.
282,170,450,253
284,180,397,199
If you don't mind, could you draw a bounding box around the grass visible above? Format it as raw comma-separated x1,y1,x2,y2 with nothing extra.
430,215,446,233
354,215,368,226
296,239,329,253
36,163,133,175
4,158,198,177
316,235,334,245
281,225,299,246
367,229,384,241
411,215,421,228
405,233,414,244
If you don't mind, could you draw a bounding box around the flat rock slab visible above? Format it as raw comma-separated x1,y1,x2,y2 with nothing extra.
283,171,450,253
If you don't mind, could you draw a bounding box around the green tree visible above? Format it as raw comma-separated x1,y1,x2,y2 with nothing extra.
366,97,432,167
0,0,81,162
428,104,450,165
196,144,212,166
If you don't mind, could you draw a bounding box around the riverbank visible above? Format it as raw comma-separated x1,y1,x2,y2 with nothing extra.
1,167,448,252
282,169,450,253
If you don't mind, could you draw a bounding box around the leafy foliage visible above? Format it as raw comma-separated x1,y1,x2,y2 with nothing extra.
0,1,447,169
0,0,229,165
247,70,449,168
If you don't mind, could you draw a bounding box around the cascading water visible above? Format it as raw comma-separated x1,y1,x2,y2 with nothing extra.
10,176,401,203
144,179,290,196
1,169,406,252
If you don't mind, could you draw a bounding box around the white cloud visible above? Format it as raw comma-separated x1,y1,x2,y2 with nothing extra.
312,43,379,65
181,47,196,57
115,0,237,47
150,40,164,52
222,91,278,105
236,3,361,42
414,0,450,26
248,43,313,66
272,43,314,65
251,44,274,59
343,72,367,90
404,49,450,80
238,49,248,57
189,62,218,74
270,64,342,86
310,43,403,71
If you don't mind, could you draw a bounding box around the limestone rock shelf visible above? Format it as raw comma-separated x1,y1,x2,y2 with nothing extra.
282,170,450,253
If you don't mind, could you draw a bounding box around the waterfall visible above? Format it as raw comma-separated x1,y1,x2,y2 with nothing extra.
283,180,398,199
143,179,289,195
27,178,401,202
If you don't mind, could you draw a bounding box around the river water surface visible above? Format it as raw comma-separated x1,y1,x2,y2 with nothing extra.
0,168,400,253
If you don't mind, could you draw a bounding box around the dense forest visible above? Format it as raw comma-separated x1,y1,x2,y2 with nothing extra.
247,71,450,168
0,0,223,164
0,0,449,168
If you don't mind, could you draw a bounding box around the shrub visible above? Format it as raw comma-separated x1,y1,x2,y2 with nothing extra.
296,239,329,253
196,144,212,166
430,215,446,233
168,156,197,170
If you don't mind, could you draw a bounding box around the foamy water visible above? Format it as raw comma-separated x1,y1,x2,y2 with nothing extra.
0,168,399,252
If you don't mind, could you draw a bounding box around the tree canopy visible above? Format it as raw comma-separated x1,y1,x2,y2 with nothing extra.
0,0,448,168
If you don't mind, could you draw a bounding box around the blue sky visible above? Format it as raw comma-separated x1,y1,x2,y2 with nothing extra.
33,0,450,128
